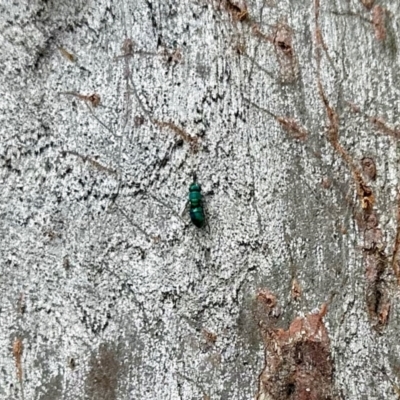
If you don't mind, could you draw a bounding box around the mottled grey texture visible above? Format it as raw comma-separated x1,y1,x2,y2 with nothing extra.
1,0,400,399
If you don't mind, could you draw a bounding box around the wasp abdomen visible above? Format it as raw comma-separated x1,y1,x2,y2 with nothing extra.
189,183,205,228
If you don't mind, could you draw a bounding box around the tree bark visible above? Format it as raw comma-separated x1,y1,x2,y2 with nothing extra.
1,0,400,399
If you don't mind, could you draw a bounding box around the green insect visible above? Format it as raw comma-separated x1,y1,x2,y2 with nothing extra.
188,177,205,228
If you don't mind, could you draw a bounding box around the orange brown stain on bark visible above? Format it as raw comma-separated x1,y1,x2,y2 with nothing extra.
62,151,117,175
12,338,23,382
153,120,199,152
347,101,360,114
314,25,332,66
360,0,374,10
250,18,298,82
316,90,388,330
58,47,76,62
273,22,298,83
347,102,400,139
242,96,308,143
253,288,281,331
275,117,308,141
212,0,249,22
378,301,391,326
317,80,374,212
274,23,294,56
370,116,400,139
223,0,249,22
60,92,101,108
372,5,386,41
321,177,332,189
202,329,217,345
87,93,101,108
251,25,274,44
291,278,302,301
348,103,400,291
348,109,400,324
313,0,336,69
257,288,277,309
314,1,391,331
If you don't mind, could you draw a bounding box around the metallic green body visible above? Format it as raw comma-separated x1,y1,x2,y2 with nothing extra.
188,183,205,227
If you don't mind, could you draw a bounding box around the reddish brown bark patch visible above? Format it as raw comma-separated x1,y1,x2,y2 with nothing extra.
321,177,332,190
12,338,23,382
201,329,218,352
216,0,249,22
276,117,308,141
60,92,101,108
361,211,391,331
372,5,386,41
373,117,400,138
252,21,298,82
360,0,374,10
273,23,298,83
257,299,336,400
254,289,281,328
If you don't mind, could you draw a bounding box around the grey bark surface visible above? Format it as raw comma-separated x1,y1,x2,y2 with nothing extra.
1,0,400,399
